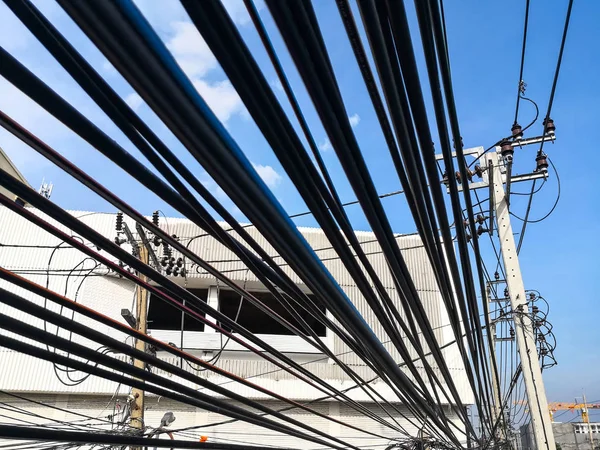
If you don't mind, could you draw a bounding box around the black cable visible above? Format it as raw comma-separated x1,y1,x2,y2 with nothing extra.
83,0,446,436
0,4,415,426
510,157,560,224
0,184,403,435
0,424,293,450
168,330,472,435
392,0,495,434
0,105,406,435
0,103,384,429
183,188,405,249
0,1,362,382
423,0,500,427
516,180,537,255
338,3,479,430
0,269,403,442
538,0,574,155
514,0,531,125
264,0,470,439
180,0,446,430
0,309,357,450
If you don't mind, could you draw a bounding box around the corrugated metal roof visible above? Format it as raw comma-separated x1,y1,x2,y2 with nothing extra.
0,206,474,403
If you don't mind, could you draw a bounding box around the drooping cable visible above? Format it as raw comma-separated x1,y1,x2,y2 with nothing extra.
514,0,530,125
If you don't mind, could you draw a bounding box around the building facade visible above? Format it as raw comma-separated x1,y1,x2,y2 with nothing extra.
521,422,600,450
0,205,473,448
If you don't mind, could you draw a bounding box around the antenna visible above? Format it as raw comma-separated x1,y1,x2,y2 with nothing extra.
39,178,54,199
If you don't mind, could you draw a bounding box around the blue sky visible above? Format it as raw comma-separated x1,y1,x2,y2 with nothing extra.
0,0,598,407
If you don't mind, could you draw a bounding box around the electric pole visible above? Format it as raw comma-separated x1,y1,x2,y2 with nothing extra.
436,134,556,450
582,393,595,450
130,245,148,448
486,283,504,439
488,149,555,450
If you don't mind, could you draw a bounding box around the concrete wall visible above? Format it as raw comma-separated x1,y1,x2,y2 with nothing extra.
521,422,600,450
0,392,466,449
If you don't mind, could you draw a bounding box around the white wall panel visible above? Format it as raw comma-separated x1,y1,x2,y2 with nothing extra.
0,206,473,404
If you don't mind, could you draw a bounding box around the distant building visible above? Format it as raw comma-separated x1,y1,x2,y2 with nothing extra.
521,422,600,450
0,146,30,205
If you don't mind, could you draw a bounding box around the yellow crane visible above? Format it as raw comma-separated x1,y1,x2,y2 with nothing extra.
515,399,600,421
549,401,600,422
550,397,600,450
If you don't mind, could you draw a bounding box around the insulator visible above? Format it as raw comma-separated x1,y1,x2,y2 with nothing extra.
477,225,489,236
452,136,464,150
529,292,536,301
162,242,172,258
114,236,121,245
171,234,179,241
511,122,523,139
509,328,515,338
543,117,556,135
152,211,159,227
441,170,449,185
494,271,500,280
465,168,473,182
165,266,172,276
532,306,539,314
173,267,180,277
476,214,487,224
180,268,186,277
535,150,549,173
115,212,123,231
153,236,161,247
160,257,168,267
473,164,484,178
500,139,514,160
176,257,183,268
504,287,509,298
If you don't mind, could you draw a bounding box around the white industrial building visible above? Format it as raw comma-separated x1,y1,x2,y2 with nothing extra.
0,198,474,448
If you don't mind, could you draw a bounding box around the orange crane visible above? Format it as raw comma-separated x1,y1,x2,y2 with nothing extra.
548,402,600,422
515,400,600,421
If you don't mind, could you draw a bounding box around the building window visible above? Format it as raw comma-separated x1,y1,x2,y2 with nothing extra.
147,288,208,331
574,424,600,434
218,289,326,337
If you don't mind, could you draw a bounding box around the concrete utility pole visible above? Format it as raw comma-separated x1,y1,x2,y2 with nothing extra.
486,283,504,439
436,135,556,450
130,245,149,448
582,393,595,450
487,149,555,450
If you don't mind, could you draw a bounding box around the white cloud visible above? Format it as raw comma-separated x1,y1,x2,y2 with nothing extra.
319,139,332,152
192,79,244,124
222,0,265,26
270,78,284,93
167,21,217,79
201,177,228,201
252,163,282,189
162,21,245,125
101,59,118,76
125,93,143,111
349,113,361,128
